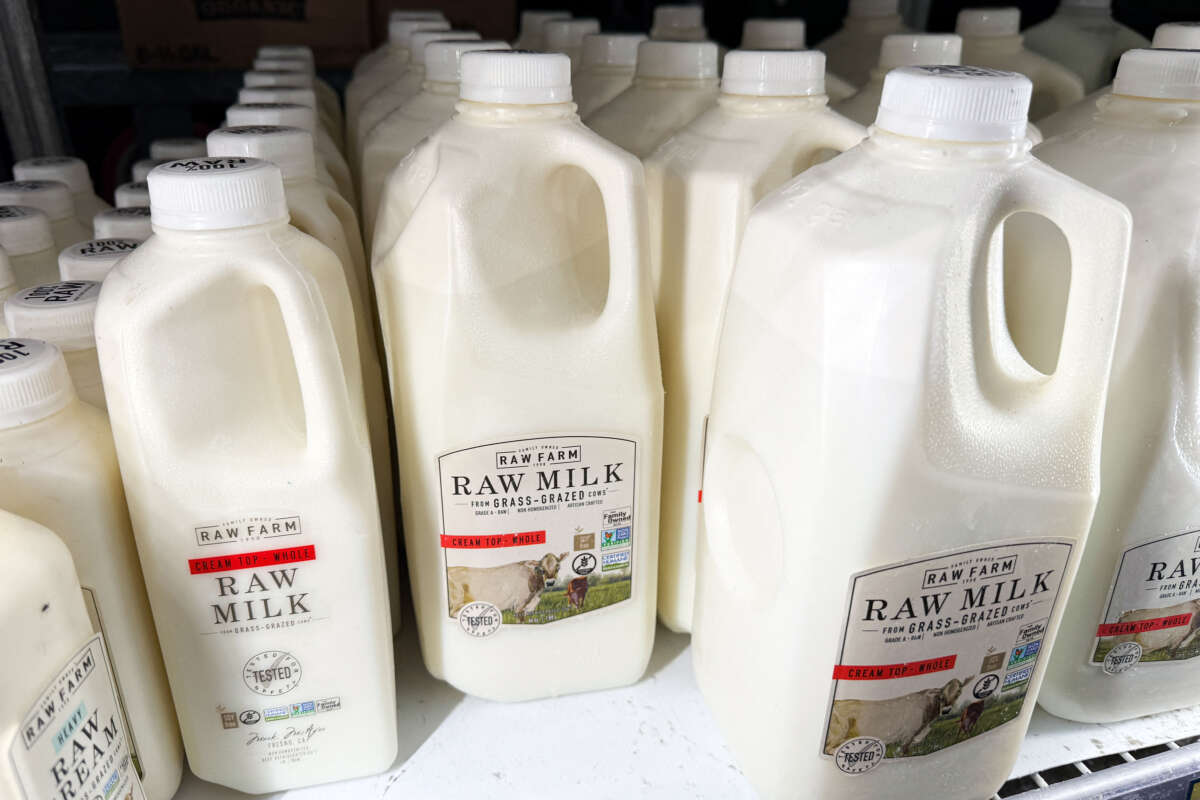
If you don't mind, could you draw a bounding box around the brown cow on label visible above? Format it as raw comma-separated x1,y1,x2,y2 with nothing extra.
566,576,589,612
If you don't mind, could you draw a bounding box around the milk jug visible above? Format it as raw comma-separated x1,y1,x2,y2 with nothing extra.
646,50,865,634
353,9,446,79
237,86,342,149
5,282,106,409
13,156,110,229
0,338,182,799
253,49,343,130
150,138,205,160
0,205,57,287
514,9,569,50
0,181,90,252
59,237,140,282
132,159,166,182
650,5,707,42
206,128,400,634
0,507,145,800
1023,0,1148,93
692,65,1130,800
586,41,719,158
574,34,646,118
116,180,149,208
246,66,342,132
817,0,912,88
373,51,663,701
361,39,511,241
545,18,600,73
740,19,857,102
94,206,152,240
1034,49,1200,723
94,157,396,792
836,34,963,126
958,8,1086,121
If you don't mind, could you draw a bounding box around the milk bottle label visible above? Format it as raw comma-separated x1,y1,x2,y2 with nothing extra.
1090,527,1200,674
822,540,1073,774
437,434,637,635
12,633,146,800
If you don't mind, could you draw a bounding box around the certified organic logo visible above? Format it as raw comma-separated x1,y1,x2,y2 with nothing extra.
243,650,302,696
1103,641,1143,675
834,737,885,775
458,601,502,638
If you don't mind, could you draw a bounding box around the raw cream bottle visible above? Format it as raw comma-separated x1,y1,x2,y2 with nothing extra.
5,281,107,409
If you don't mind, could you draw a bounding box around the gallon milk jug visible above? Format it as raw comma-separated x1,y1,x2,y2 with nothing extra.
206,128,400,633
0,181,90,252
226,102,353,206
131,159,166,182
573,33,646,118
958,8,1086,121
586,41,719,158
354,10,446,79
1036,48,1200,723
650,5,707,42
0,508,146,800
514,9,569,50
5,282,106,409
361,39,511,242
237,86,342,150
373,51,664,701
741,19,857,102
0,338,183,799
13,156,110,229
817,0,912,88
94,157,396,792
59,237,140,282
836,34,963,126
253,49,343,130
544,18,600,73
115,180,149,208
93,206,152,240
1023,0,1148,93
149,138,205,160
0,205,57,287
692,65,1131,800
646,50,866,634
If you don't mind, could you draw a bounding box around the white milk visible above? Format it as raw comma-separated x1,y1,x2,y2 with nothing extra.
836,34,963,126
0,338,182,799
149,138,205,160
353,9,446,79
373,52,663,701
817,0,912,87
692,66,1130,800
0,181,91,252
650,5,707,41
0,507,146,800
132,159,166,182
958,8,1086,121
1024,0,1148,93
5,281,106,409
253,50,343,130
586,41,720,158
647,51,866,634
238,86,343,150
573,33,646,118
93,206,152,240
207,126,399,634
94,157,396,792
0,205,58,287
741,19,858,102
1036,49,1200,723
59,237,141,282
514,9,569,50
116,180,149,208
544,18,600,73
14,156,110,229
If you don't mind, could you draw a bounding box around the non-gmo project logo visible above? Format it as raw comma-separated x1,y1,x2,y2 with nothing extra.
239,709,261,725
243,651,302,696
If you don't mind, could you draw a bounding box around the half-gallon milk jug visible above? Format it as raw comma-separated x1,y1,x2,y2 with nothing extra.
93,206,151,240
958,8,1086,121
545,18,600,73
646,50,866,635
149,138,205,161
131,159,166,182
1024,0,1148,93
0,338,182,799
5,282,106,409
0,181,90,252
13,156,110,229
573,33,647,118
94,157,396,792
1036,49,1200,723
692,65,1131,800
741,19,858,102
586,41,720,158
247,65,341,131
59,237,140,282
206,128,400,633
836,34,963,125
817,0,912,88
0,205,57,287
115,180,149,208
0,508,145,800
650,5,707,42
361,39,511,241
237,86,342,149
253,49,343,130
354,10,446,79
373,51,664,701
514,9,569,50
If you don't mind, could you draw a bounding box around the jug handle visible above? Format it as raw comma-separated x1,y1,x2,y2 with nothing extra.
810,113,868,156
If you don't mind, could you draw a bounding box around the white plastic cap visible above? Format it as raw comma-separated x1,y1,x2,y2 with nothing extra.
13,157,94,196
206,126,317,181
722,50,826,96
238,86,318,109
956,7,1021,37
114,181,149,208
581,34,646,68
411,30,481,65
1113,48,1200,101
148,157,287,231
460,51,572,104
880,34,963,70
741,19,807,50
389,19,450,48
58,238,140,282
93,206,152,240
849,0,901,17
426,41,512,83
258,44,313,61
520,10,570,34
544,19,600,53
5,281,100,351
651,5,706,39
131,159,165,182
0,207,53,255
0,181,73,222
1152,22,1200,50
225,102,318,134
636,40,719,79
244,69,312,88
875,65,1031,141
150,137,206,160
253,56,313,75
0,339,75,426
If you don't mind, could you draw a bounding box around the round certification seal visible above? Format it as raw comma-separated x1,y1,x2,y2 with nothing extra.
834,737,885,775
243,650,302,696
458,601,503,638
1103,641,1143,675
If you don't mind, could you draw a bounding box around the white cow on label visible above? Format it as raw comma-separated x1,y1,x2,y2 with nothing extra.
825,676,971,756
448,552,568,621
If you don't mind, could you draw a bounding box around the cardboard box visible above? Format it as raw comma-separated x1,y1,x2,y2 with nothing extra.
116,0,370,69
370,0,516,46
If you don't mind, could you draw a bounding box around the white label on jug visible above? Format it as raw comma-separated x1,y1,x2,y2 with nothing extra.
1090,527,1200,672
821,540,1073,773
438,434,637,633
11,633,146,800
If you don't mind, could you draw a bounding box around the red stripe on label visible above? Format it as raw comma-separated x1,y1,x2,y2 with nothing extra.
1097,613,1192,638
833,654,957,681
188,544,316,575
697,490,703,503
440,531,547,549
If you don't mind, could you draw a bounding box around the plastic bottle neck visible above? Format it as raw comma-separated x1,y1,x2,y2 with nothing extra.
580,64,636,78
717,94,830,115
962,33,1025,53
152,217,291,246
454,100,579,126
385,43,411,63
843,14,905,34
420,80,459,96
632,75,720,90
865,127,1033,164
